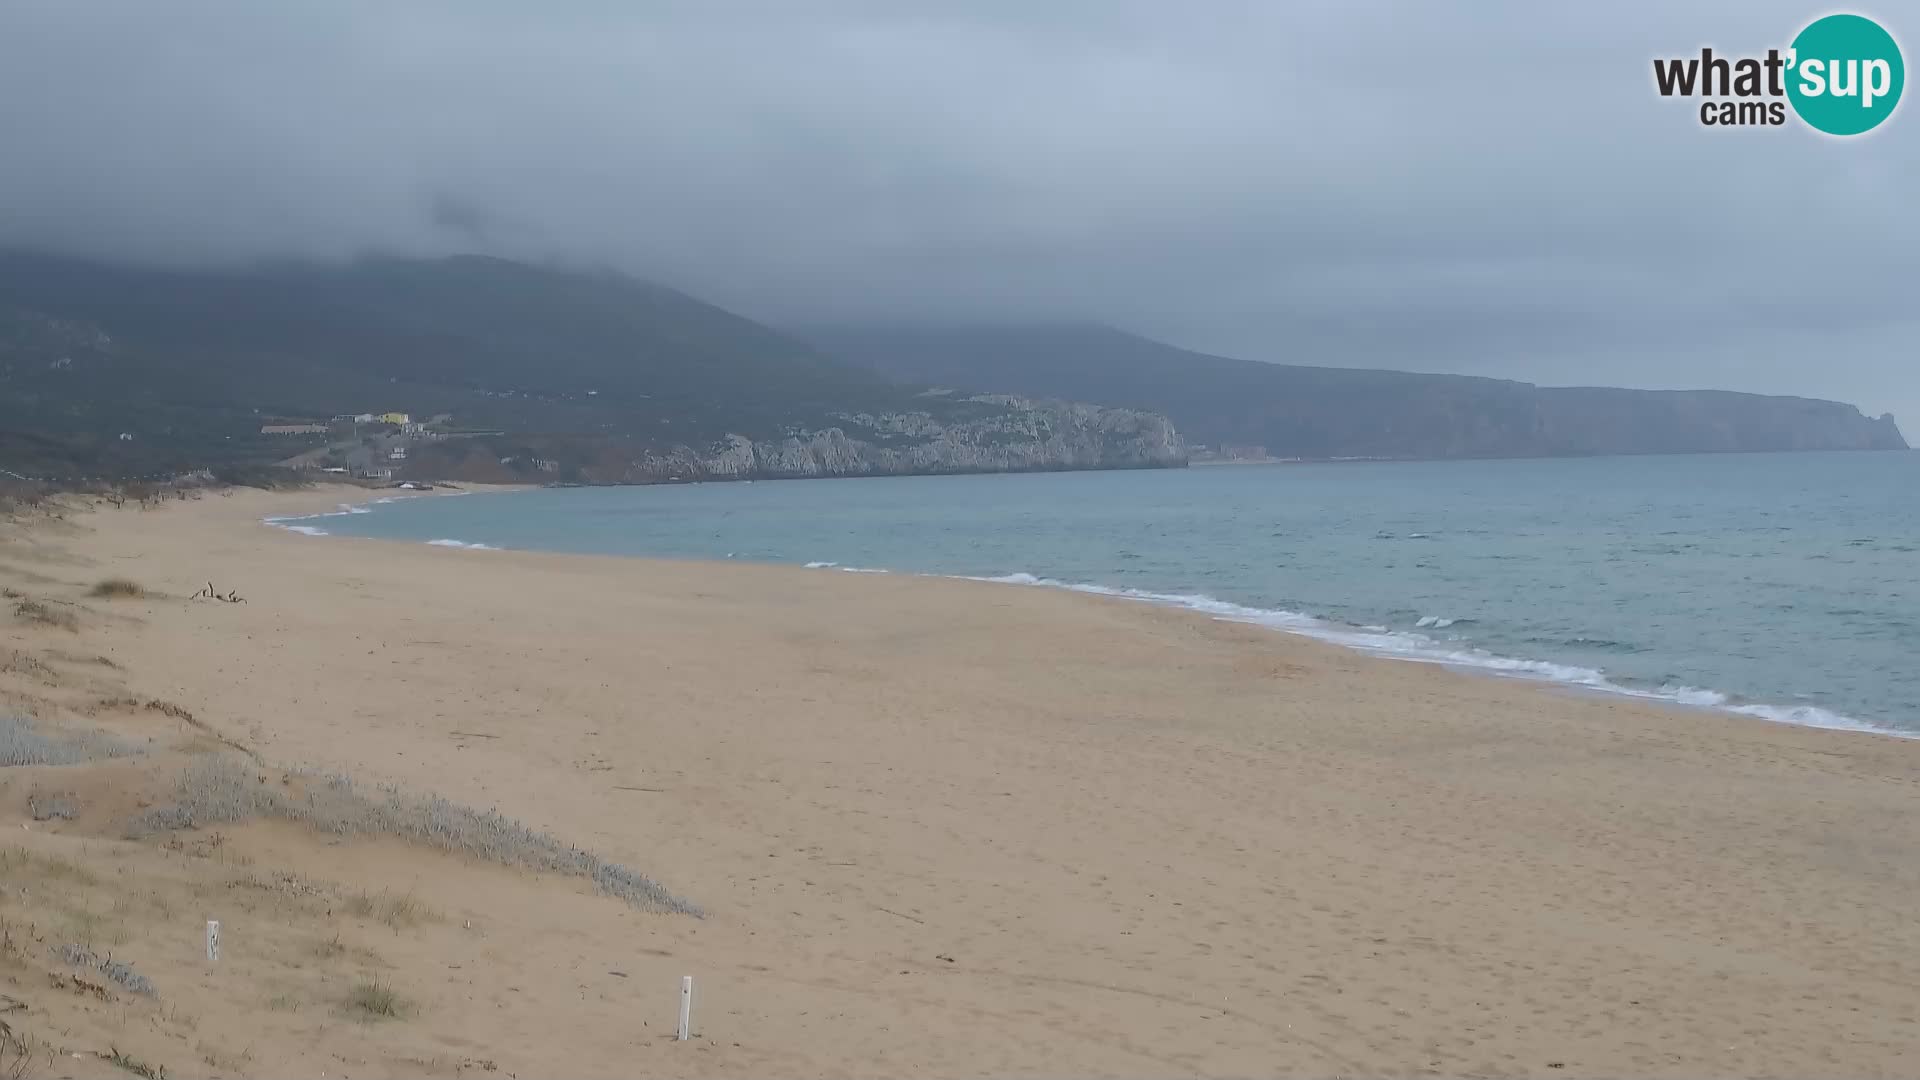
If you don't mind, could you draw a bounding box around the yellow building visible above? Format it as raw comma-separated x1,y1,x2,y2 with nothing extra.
378,412,411,425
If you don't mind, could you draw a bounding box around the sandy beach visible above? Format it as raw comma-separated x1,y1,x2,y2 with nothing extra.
3,483,1918,1078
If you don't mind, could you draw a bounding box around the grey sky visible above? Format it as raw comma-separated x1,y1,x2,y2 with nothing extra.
1,1,1914,424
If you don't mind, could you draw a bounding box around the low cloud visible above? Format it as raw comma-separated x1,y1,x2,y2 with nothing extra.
0,1,1913,419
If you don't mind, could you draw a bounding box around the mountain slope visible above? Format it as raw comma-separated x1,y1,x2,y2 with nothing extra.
0,254,1183,482
808,324,1908,460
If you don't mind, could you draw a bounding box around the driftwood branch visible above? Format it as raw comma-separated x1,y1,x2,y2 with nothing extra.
191,581,247,604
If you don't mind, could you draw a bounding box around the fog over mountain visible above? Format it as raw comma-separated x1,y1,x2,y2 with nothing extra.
0,2,1915,425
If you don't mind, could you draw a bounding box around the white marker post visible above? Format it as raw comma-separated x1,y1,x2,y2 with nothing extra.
677,975,693,1041
206,919,220,964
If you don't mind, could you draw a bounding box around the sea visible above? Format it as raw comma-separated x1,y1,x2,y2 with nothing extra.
272,451,1920,737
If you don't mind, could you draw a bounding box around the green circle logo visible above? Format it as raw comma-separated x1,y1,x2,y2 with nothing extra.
1787,14,1904,135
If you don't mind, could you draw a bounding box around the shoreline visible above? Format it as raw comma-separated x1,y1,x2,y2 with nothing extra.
10,483,1917,1075
267,482,1914,743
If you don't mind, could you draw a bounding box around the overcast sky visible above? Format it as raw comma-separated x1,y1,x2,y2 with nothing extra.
1,1,1914,424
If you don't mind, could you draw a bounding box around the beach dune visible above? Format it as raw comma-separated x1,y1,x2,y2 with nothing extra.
3,485,1918,1078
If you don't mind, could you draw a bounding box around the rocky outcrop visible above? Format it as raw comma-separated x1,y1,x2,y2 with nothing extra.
1532,389,1907,455
816,324,1910,461
405,395,1185,485
589,396,1186,483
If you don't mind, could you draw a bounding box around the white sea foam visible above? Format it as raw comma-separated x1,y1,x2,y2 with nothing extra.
263,501,377,533
956,570,1911,739
1724,701,1882,732
258,488,1908,739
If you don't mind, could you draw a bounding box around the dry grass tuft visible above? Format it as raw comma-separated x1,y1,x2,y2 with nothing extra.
127,756,699,914
26,791,78,821
306,931,382,969
88,579,146,600
104,1046,166,1079
196,1041,254,1073
341,889,440,929
344,977,408,1020
0,1020,45,1080
11,600,76,632
0,846,101,887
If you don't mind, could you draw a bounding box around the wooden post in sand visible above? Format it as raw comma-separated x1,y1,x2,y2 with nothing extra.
206,919,220,964
677,975,693,1040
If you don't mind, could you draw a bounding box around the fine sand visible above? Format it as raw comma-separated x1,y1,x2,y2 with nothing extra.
3,484,1918,1078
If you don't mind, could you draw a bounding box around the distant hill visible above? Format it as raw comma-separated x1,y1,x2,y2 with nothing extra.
0,254,1182,482
807,324,1908,460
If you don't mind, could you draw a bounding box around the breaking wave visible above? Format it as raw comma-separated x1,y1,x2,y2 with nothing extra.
268,486,1909,741
264,500,387,535
942,571,1907,739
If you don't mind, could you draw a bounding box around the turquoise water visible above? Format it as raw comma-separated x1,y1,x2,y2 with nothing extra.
278,451,1920,736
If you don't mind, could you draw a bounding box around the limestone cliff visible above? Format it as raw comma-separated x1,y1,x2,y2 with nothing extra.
410,396,1188,484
